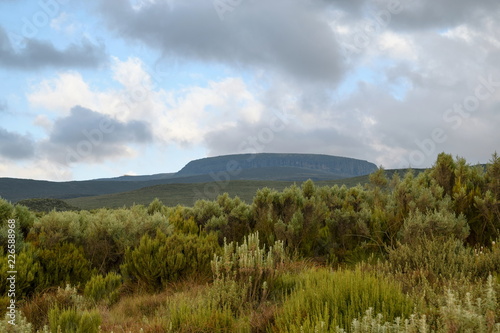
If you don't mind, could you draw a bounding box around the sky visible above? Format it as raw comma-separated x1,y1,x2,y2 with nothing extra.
0,0,499,181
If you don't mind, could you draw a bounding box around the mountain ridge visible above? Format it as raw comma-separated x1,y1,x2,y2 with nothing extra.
0,153,378,202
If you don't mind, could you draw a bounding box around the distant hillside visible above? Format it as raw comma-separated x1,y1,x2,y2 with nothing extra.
17,198,80,212
0,153,377,202
65,169,423,210
178,153,377,178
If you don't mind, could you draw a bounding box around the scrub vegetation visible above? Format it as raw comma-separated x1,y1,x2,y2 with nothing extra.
1,152,500,332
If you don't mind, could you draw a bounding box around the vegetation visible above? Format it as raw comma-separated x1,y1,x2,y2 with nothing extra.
1,153,378,203
0,152,499,332
15,199,79,213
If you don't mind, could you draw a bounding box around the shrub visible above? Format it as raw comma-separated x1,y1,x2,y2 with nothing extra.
388,238,479,282
399,208,469,245
36,243,93,290
161,287,250,333
121,231,219,292
438,275,500,333
48,306,101,333
21,284,88,332
82,207,172,273
211,232,288,304
272,268,413,332
0,200,34,253
0,310,33,333
0,245,39,298
83,272,122,306
32,211,85,249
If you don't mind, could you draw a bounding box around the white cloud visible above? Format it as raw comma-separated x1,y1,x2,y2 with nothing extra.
28,72,97,114
23,57,270,177
376,32,416,61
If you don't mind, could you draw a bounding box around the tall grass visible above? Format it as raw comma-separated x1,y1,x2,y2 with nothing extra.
272,268,413,332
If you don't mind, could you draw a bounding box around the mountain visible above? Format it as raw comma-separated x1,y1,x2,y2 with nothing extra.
178,153,377,178
0,153,378,203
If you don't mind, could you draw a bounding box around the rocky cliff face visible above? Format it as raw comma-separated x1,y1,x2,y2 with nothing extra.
178,153,377,178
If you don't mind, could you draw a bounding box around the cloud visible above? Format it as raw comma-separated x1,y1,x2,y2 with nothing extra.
0,99,6,113
0,27,107,70
41,106,153,165
0,127,35,160
98,0,345,83
385,0,500,31
28,57,266,146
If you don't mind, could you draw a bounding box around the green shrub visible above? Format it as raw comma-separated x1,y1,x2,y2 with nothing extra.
83,272,122,305
21,285,89,332
160,287,250,332
32,211,85,249
82,207,172,273
211,232,288,304
399,208,469,245
121,231,219,292
0,245,39,298
388,238,477,282
0,200,34,253
272,268,413,332
36,243,93,290
48,306,101,333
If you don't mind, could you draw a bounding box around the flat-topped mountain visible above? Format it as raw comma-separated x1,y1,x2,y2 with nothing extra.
178,153,377,178
0,153,378,203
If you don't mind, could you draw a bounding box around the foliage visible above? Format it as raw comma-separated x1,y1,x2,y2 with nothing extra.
211,232,288,304
36,243,93,291
21,284,88,332
399,208,469,245
121,230,220,292
16,198,79,213
0,311,33,333
2,152,500,332
48,306,101,333
0,245,39,298
161,287,250,332
272,268,413,332
83,272,122,306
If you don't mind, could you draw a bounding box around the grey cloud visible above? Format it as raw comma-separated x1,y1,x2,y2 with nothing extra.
0,27,107,70
99,0,345,83
386,0,500,31
43,106,153,165
0,127,35,160
204,104,370,164
327,0,500,31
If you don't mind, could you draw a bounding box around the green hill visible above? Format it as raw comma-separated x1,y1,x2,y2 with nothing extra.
65,169,423,210
64,177,369,210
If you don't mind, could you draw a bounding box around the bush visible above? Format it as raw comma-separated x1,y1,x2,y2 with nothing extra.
272,268,413,332
211,232,288,304
399,208,469,245
0,200,34,253
121,231,219,292
0,310,33,333
388,238,485,282
83,272,122,306
0,245,39,298
162,288,250,332
82,207,173,273
21,284,88,332
48,306,101,333
36,243,93,290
